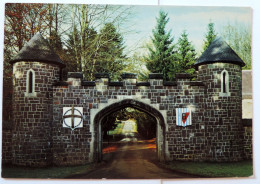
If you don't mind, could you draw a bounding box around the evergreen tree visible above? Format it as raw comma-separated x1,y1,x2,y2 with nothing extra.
64,28,81,73
49,31,63,53
146,10,175,80
203,22,217,51
175,31,197,75
97,23,127,80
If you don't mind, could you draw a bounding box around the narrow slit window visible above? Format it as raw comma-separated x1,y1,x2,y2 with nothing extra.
29,71,33,93
223,72,226,93
219,70,230,97
25,69,36,97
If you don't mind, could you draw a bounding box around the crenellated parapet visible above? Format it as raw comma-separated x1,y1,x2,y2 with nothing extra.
54,72,205,89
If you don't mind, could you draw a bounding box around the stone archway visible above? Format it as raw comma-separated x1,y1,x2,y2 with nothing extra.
89,98,169,163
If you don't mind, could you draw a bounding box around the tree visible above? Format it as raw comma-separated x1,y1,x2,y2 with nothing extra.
95,23,127,80
124,53,150,81
221,22,251,69
69,5,132,80
101,107,157,139
203,22,217,51
175,31,197,75
134,111,156,139
47,4,68,50
145,10,175,80
64,27,97,75
5,3,50,53
4,3,51,122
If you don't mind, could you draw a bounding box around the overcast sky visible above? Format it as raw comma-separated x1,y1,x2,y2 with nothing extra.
123,5,252,55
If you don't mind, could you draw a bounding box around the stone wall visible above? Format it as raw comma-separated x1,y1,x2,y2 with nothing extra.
53,71,241,165
2,129,12,164
9,62,251,166
242,119,252,160
12,62,60,166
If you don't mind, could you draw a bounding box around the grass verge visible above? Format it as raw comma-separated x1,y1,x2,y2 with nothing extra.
2,160,253,179
1,163,96,179
165,160,253,177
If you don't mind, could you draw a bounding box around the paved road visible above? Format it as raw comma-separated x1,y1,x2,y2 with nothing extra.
68,121,195,179
68,140,194,179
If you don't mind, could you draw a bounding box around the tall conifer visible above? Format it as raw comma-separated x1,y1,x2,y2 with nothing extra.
176,31,196,75
146,10,175,80
203,22,217,51
97,23,127,80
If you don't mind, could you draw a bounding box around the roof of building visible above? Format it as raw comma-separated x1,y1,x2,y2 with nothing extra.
194,37,245,68
10,32,65,67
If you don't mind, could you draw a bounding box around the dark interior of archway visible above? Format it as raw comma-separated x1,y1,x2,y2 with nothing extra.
101,107,157,161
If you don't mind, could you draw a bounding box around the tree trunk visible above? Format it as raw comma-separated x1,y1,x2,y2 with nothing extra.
72,5,80,71
80,4,88,77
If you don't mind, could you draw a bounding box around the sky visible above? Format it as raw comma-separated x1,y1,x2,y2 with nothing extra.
122,5,252,55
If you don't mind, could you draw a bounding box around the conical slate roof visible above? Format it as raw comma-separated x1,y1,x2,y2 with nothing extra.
194,37,245,68
10,32,65,67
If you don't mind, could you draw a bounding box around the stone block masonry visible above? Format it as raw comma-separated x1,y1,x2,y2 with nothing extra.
242,119,252,160
197,63,243,161
2,129,12,164
6,67,250,166
50,66,245,165
7,65,250,166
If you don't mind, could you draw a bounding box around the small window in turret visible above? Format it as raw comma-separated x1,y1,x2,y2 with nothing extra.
29,71,33,93
25,69,37,97
223,72,226,93
219,70,230,97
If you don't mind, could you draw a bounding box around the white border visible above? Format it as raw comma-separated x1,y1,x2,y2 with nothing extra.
0,1,259,184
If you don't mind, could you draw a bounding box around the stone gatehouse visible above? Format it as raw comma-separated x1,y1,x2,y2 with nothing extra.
2,33,252,167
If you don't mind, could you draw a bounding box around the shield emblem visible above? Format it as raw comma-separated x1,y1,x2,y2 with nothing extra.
176,108,192,127
63,106,83,130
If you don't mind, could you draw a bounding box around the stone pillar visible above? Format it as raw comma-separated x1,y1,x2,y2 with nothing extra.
122,73,137,86
67,72,83,86
95,73,109,92
149,73,163,87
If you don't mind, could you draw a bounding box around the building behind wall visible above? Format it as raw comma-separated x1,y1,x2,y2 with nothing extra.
1,33,253,166
242,70,253,160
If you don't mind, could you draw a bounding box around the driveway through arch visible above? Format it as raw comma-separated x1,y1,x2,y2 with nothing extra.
89,98,169,163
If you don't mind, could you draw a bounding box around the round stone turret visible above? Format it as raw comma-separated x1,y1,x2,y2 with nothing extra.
196,37,245,161
11,33,64,166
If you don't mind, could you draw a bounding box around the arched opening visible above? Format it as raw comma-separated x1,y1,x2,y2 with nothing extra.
90,99,167,163
101,107,157,162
